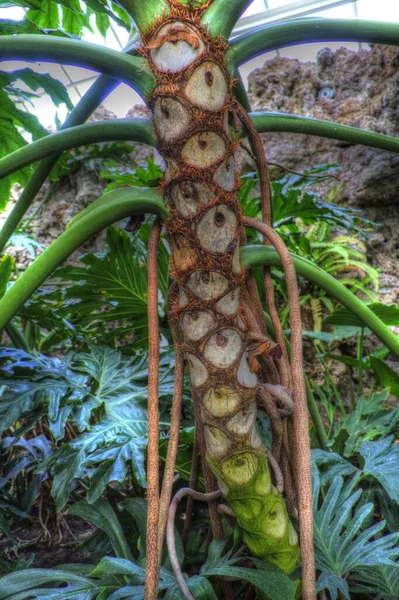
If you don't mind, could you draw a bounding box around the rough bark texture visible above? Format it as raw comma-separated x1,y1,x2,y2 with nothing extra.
140,0,300,578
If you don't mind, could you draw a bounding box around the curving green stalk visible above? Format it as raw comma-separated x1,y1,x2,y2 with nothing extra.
203,0,253,38
242,245,399,360
248,112,399,154
0,119,156,181
0,187,167,332
228,18,399,68
114,0,168,30
0,36,154,98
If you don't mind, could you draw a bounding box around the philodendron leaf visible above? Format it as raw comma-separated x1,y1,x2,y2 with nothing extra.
358,435,399,505
1,68,72,109
350,562,399,600
333,390,399,457
0,568,102,600
69,499,133,561
0,344,176,507
200,540,296,600
33,226,170,349
311,449,358,485
324,302,399,327
164,576,218,600
370,357,399,399
313,465,399,600
203,563,296,600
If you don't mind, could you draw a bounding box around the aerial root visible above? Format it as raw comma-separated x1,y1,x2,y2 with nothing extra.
243,216,315,600
217,503,236,518
144,218,162,600
257,385,284,464
266,448,284,494
157,315,184,560
263,383,295,417
182,425,200,545
167,488,222,600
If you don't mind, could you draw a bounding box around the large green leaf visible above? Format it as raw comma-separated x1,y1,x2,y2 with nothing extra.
0,568,106,600
32,225,169,349
0,84,49,209
312,449,358,485
334,390,399,457
370,357,399,399
69,498,133,560
313,465,399,600
0,344,176,508
200,539,296,600
358,435,399,505
0,67,72,109
350,562,399,600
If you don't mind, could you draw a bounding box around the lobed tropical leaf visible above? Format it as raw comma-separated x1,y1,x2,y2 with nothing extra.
313,465,399,600
350,562,399,600
358,435,399,505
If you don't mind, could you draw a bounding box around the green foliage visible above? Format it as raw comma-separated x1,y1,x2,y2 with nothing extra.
0,344,176,510
1,4,399,598
312,465,399,600
23,224,170,349
241,167,379,330
5,0,130,37
0,497,295,600
350,562,399,600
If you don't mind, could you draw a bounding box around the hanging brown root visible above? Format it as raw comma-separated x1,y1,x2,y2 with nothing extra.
264,270,292,388
182,426,200,546
243,216,315,600
158,318,184,561
144,218,162,600
264,383,295,417
235,100,293,389
217,504,236,518
257,385,284,464
234,102,272,228
167,488,222,600
244,273,268,336
266,449,284,494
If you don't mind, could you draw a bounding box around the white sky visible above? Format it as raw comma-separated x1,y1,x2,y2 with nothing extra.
1,0,398,126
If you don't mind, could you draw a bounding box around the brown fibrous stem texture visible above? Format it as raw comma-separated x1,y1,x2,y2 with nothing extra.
140,2,314,598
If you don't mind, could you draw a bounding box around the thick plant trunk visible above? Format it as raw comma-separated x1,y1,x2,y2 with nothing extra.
141,0,300,579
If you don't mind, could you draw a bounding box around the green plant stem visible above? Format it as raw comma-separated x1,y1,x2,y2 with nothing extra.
233,71,252,112
0,35,154,98
347,366,356,410
248,112,399,155
0,119,156,181
228,18,399,68
0,75,118,252
263,310,329,451
357,327,364,398
114,0,168,30
203,0,253,38
0,188,167,331
241,245,399,360
5,321,30,352
318,352,346,416
304,376,329,451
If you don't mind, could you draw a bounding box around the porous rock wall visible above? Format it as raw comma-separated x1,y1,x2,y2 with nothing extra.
247,44,399,306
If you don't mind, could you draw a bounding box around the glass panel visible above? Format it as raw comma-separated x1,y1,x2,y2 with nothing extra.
356,0,399,22
242,0,270,17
